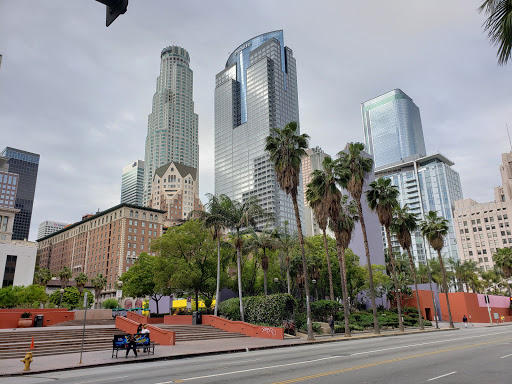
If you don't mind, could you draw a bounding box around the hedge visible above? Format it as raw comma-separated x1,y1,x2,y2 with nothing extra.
218,293,297,327
310,300,343,322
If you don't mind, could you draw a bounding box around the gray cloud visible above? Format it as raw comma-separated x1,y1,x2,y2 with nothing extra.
1,0,510,240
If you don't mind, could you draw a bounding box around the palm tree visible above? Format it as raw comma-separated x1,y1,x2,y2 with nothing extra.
34,268,53,287
367,177,404,332
199,193,229,316
448,258,465,292
91,274,107,309
265,121,314,341
420,211,454,328
75,273,88,305
58,266,72,289
277,221,298,295
391,204,424,330
479,0,512,65
337,142,380,334
215,194,268,322
248,226,279,295
493,247,512,296
305,167,335,301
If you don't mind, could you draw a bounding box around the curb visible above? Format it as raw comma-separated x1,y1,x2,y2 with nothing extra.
1,327,457,377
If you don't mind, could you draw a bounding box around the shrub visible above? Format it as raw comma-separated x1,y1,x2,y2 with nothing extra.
49,286,94,309
218,294,297,327
403,306,419,315
102,299,118,309
424,320,432,327
20,311,31,318
295,312,307,331
312,322,322,333
310,300,342,322
150,312,169,318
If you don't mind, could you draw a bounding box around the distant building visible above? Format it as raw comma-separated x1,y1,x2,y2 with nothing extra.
454,151,512,272
362,89,426,169
148,161,203,228
0,156,18,209
0,147,40,240
37,203,165,302
121,160,144,206
37,220,69,240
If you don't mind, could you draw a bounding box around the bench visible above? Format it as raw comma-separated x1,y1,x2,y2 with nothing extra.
111,334,155,358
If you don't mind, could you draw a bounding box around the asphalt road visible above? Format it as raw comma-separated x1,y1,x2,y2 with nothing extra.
5,326,512,384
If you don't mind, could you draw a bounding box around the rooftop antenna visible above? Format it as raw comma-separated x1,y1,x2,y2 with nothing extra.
507,123,512,151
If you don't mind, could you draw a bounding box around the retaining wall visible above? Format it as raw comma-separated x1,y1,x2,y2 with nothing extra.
0,308,74,328
115,316,175,345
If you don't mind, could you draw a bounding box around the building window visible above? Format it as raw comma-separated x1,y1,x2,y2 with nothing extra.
3,255,17,287
130,210,134,217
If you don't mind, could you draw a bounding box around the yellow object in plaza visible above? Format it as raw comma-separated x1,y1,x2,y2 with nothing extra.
172,299,215,309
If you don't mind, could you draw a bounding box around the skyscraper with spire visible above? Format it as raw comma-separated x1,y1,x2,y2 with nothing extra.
143,46,199,206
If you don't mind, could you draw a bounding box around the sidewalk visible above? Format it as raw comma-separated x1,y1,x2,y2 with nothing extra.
1,326,456,376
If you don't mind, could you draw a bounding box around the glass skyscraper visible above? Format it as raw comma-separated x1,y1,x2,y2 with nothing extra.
0,147,39,241
362,89,426,169
143,46,199,206
121,160,144,206
214,30,305,231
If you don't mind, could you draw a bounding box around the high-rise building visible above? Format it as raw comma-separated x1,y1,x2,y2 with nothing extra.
143,46,199,206
376,153,463,264
37,220,69,240
214,30,305,231
0,148,39,241
362,89,426,169
0,156,18,209
454,151,512,272
121,160,144,206
148,161,203,227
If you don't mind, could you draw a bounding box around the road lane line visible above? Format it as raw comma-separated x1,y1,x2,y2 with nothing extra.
500,353,512,358
270,337,512,384
75,376,129,384
427,371,457,381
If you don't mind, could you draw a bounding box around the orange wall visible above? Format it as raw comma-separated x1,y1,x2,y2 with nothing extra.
0,309,74,329
127,311,148,323
405,290,437,321
438,292,512,323
202,315,284,340
164,315,193,325
115,316,175,345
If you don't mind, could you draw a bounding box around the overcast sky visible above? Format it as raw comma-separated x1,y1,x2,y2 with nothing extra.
1,1,511,241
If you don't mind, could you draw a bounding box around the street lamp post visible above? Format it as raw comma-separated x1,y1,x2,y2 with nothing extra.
312,279,317,302
117,281,123,309
59,288,65,308
274,278,279,294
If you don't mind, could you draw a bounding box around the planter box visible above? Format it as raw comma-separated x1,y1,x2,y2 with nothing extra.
17,318,33,328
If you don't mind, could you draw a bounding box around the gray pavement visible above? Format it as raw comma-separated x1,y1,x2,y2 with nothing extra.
3,325,512,383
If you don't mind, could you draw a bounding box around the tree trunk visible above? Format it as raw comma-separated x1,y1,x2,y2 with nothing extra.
195,289,199,311
357,200,380,334
406,247,424,330
286,258,291,295
323,230,334,301
155,297,160,314
236,243,245,322
292,194,314,341
263,249,268,296
437,250,454,328
335,234,351,337
214,237,221,316
385,227,404,332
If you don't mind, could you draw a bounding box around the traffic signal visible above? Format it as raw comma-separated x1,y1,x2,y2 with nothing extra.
95,0,128,27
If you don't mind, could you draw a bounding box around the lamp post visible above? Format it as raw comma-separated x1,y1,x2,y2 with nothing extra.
274,277,279,294
59,288,65,308
117,281,123,309
312,279,317,302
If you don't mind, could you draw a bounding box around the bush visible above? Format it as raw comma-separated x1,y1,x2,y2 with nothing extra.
312,322,322,333
310,300,342,322
102,299,118,309
424,320,432,327
150,312,169,318
403,306,419,315
0,285,48,308
218,294,297,327
49,286,94,309
295,312,306,331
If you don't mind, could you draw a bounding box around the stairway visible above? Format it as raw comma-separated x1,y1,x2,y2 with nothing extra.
157,324,249,342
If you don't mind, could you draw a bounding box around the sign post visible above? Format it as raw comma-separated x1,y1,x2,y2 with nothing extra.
79,292,88,364
485,294,493,325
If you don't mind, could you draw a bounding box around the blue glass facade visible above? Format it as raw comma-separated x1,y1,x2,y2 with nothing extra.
362,89,426,169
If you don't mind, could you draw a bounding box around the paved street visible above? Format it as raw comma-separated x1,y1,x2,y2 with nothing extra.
5,325,512,384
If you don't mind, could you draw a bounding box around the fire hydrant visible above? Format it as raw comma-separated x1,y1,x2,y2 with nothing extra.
21,352,33,371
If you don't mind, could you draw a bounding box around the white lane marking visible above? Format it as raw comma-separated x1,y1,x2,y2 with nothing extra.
350,330,512,356
500,353,512,359
75,376,129,384
427,371,457,381
152,356,344,383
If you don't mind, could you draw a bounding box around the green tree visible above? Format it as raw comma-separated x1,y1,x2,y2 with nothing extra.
34,268,53,287
248,226,280,295
479,0,512,65
58,266,72,289
277,221,298,295
151,220,218,311
391,204,424,330
265,121,314,340
74,273,88,299
493,247,512,296
50,286,93,309
17,285,48,308
91,274,107,309
367,177,404,332
420,211,454,328
102,298,119,309
337,143,380,334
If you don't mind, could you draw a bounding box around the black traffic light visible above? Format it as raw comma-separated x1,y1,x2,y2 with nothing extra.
95,0,128,27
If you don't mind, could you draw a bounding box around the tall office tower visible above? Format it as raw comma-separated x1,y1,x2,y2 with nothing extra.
214,30,305,231
0,148,39,240
362,89,426,169
0,156,19,209
143,46,199,206
37,220,68,240
121,160,144,206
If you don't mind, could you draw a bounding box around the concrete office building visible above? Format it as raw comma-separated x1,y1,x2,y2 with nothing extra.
37,204,164,301
0,147,40,240
37,220,69,240
454,151,512,271
148,162,203,227
362,89,426,170
0,156,18,209
121,160,144,206
214,30,305,231
143,46,199,206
